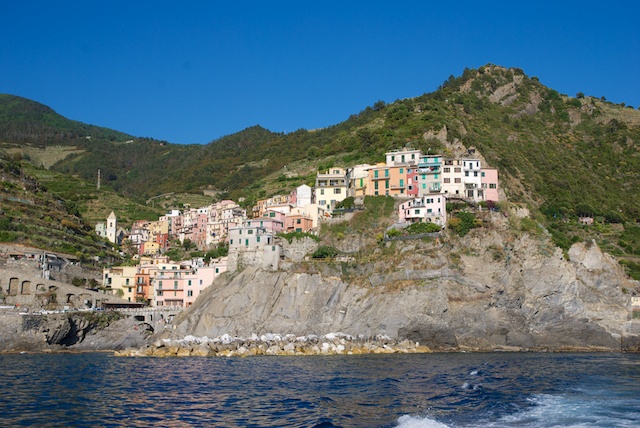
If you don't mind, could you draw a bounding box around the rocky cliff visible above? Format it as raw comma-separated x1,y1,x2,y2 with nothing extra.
171,219,640,352
0,312,151,353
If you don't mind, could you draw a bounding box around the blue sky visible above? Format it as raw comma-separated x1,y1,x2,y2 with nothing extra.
1,1,638,145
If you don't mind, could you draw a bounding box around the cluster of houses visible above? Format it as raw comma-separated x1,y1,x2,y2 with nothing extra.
98,147,499,308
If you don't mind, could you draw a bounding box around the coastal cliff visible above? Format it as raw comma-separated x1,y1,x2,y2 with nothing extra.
169,225,640,352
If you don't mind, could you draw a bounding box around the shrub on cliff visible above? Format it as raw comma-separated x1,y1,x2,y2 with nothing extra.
311,246,339,259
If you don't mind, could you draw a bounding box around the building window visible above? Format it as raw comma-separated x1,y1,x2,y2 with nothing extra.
374,182,378,190
474,171,478,177
334,188,341,194
455,178,461,183
187,290,193,297
465,171,469,177
215,268,219,273
158,281,162,287
385,180,389,189
455,167,461,173
444,178,451,183
481,172,485,177
489,183,497,189
174,281,178,289
374,170,379,178
188,280,192,286
320,189,324,195
257,236,261,243
444,167,450,173
248,229,254,234
400,179,404,187
385,170,389,177
399,168,404,174
230,239,233,245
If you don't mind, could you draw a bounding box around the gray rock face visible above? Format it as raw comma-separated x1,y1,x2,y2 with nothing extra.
0,312,151,352
172,236,640,351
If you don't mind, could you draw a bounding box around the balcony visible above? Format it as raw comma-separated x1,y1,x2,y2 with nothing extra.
417,165,441,174
390,183,405,190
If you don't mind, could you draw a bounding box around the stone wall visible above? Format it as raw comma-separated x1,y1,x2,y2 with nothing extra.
0,267,127,311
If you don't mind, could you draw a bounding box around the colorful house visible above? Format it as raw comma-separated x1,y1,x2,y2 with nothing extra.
366,163,408,197
315,168,349,213
481,167,499,202
399,194,447,226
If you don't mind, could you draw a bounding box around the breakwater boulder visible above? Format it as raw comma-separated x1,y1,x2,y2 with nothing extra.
114,332,432,357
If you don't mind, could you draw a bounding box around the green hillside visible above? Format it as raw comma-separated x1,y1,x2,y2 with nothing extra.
0,152,122,261
0,94,133,145
0,65,639,278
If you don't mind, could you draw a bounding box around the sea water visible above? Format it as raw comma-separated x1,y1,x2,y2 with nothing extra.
0,352,638,427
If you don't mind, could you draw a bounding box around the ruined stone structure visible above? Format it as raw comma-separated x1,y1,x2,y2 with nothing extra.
0,267,126,310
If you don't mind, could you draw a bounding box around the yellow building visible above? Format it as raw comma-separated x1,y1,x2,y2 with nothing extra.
315,168,349,213
102,266,138,302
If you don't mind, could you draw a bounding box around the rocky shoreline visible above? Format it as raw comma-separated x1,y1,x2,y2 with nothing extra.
114,333,433,357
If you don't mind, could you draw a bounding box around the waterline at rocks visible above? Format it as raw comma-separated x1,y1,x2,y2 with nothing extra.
114,332,432,357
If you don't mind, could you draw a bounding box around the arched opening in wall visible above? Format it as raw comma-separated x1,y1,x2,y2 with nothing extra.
49,286,58,293
134,315,145,322
66,294,75,304
37,284,46,292
8,278,19,295
20,280,32,295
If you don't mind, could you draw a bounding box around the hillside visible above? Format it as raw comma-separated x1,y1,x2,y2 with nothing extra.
0,94,133,146
0,65,639,278
0,152,122,260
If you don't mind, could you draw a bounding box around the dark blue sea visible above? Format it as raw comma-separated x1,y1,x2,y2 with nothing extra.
0,352,638,427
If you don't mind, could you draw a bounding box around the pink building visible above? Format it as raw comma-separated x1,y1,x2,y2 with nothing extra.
245,211,285,233
154,263,190,307
481,168,499,202
183,258,228,307
399,194,447,226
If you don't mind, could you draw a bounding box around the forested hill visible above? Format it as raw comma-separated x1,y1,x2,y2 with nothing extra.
2,65,640,226
0,94,133,145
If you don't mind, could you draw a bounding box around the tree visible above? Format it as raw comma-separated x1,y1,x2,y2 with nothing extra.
575,203,596,217
373,100,386,111
576,92,585,99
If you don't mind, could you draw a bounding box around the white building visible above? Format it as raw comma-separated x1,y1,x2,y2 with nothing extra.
385,147,421,166
399,194,447,226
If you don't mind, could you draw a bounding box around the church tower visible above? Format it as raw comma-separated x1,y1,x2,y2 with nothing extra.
106,211,117,244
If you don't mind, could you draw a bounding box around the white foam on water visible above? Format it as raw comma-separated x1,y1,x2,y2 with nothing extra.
396,415,451,428
484,393,640,428
469,370,478,376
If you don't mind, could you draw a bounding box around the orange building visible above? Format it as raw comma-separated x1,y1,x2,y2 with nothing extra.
366,163,408,197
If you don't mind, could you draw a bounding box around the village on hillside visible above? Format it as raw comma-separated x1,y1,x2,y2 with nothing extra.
98,147,500,309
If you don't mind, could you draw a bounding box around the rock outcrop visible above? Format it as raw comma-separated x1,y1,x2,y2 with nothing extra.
168,233,640,352
0,312,152,353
